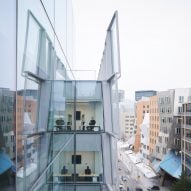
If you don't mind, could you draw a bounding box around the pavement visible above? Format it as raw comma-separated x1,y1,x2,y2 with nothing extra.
118,151,171,191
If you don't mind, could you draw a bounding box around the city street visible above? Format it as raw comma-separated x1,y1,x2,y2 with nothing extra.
118,150,170,191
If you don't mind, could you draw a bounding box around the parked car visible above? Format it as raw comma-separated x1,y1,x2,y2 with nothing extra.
147,185,160,190
126,186,133,191
135,187,143,191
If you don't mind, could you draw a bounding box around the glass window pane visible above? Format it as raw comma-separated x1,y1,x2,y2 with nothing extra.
76,134,103,183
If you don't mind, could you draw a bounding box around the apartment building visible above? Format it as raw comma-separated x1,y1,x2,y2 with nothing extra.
181,102,191,176
154,88,191,182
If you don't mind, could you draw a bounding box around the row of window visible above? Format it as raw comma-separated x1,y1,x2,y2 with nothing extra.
125,116,135,118
156,146,167,154
150,131,159,137
125,119,135,123
150,108,158,113
150,116,159,121
158,136,168,144
150,138,156,144
160,107,172,113
161,117,172,124
158,97,171,104
150,124,159,129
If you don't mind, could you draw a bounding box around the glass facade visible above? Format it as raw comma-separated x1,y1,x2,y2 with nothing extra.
0,0,120,190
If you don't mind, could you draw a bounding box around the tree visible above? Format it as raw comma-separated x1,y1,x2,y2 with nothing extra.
171,173,191,191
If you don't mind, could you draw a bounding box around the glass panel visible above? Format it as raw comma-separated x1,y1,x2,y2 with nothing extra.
76,134,103,183
110,17,120,75
76,81,104,132
76,185,101,191
110,79,119,134
22,11,55,80
22,12,41,76
22,79,39,134
76,81,102,101
51,134,75,184
16,133,51,191
0,2,16,189
49,81,75,132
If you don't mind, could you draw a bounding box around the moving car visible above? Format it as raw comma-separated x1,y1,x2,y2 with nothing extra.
147,185,160,190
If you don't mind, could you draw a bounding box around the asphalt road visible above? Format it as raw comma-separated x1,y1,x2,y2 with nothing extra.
118,158,142,191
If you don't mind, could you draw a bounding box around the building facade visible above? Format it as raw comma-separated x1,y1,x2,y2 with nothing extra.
149,95,160,156
0,1,121,191
182,102,191,176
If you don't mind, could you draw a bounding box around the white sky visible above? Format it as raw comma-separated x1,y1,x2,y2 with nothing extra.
73,0,191,99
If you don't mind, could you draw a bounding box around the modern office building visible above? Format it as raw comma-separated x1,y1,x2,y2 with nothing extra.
135,90,157,101
1,1,121,191
149,95,160,156
134,97,150,152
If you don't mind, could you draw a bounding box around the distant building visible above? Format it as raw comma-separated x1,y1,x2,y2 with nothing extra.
119,100,136,140
135,90,156,101
134,97,150,152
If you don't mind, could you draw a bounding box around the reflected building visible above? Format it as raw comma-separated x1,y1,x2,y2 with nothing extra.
0,88,15,159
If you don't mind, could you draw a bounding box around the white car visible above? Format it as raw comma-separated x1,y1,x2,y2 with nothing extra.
119,184,124,190
122,176,128,181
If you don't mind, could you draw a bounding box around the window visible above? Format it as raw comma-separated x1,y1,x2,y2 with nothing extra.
179,96,184,103
156,146,160,153
178,106,183,113
165,137,168,143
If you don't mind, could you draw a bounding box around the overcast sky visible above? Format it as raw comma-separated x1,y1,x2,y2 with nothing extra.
73,0,191,99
